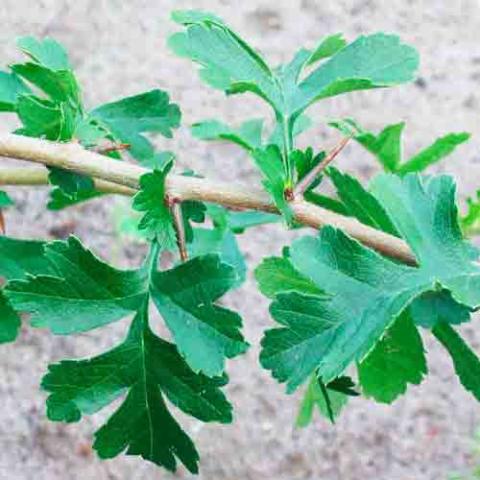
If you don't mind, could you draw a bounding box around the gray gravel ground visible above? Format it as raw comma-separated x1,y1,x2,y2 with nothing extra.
1,1,480,479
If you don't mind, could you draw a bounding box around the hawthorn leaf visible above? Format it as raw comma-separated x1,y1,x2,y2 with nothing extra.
43,306,232,472
303,191,349,215
0,191,13,208
170,13,418,118
255,256,322,299
0,290,21,344
462,190,480,236
168,12,281,109
292,34,418,115
328,167,398,235
0,71,30,111
410,290,471,328
358,312,427,403
433,323,480,401
208,207,279,233
16,95,74,141
252,145,293,225
132,162,177,250
16,36,71,70
5,237,148,334
397,132,470,174
296,374,348,427
330,120,404,172
11,63,81,106
91,90,181,162
47,184,102,210
151,254,248,376
189,227,246,286
260,174,480,392
306,33,347,65
191,118,263,151
0,236,51,280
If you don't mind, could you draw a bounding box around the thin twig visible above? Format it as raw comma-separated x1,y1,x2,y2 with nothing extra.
91,142,131,154
0,133,415,265
170,201,188,262
293,136,351,197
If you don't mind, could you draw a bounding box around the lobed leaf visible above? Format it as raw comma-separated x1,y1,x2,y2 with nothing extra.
260,174,480,393
91,89,181,162
5,237,148,334
151,254,248,376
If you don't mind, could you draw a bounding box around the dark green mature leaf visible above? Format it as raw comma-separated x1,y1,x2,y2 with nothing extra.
260,174,480,392
0,191,13,208
433,323,480,401
170,11,418,118
0,236,51,280
6,237,147,334
151,254,248,376
43,305,231,473
0,71,30,111
358,312,427,403
296,374,348,427
252,145,293,224
132,161,177,250
398,132,471,174
189,227,246,286
16,95,75,141
0,291,21,344
91,90,181,162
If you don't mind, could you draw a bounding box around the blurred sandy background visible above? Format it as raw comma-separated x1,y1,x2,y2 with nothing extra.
1,1,480,479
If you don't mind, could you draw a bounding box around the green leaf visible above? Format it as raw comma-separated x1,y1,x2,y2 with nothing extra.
91,90,181,162
268,114,313,149
260,174,480,392
331,120,404,172
43,305,231,472
0,191,14,208
255,256,322,299
16,36,71,70
0,236,51,280
462,190,480,236
252,145,293,225
358,312,427,403
168,12,281,109
132,161,177,250
328,167,398,235
170,14,418,118
410,290,471,329
5,237,147,334
293,34,418,115
150,254,248,376
217,209,279,233
296,374,348,427
433,323,480,401
0,290,21,344
17,95,74,141
189,227,246,286
191,118,263,151
398,132,470,174
306,33,347,65
303,191,349,215
0,71,30,112
47,185,102,210
11,63,81,106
